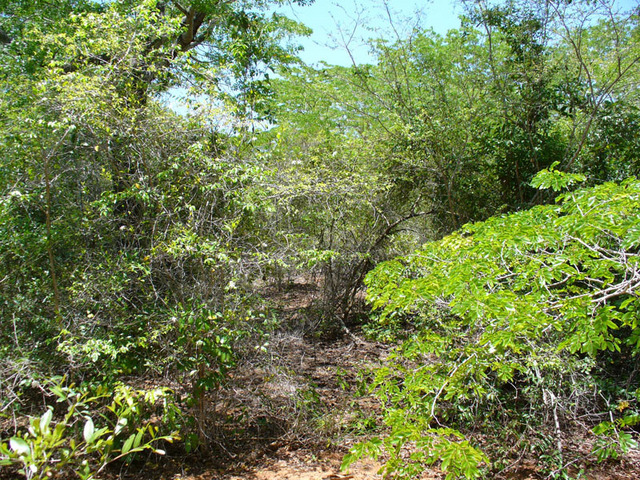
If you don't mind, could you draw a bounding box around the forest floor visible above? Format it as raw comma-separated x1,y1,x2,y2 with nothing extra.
3,279,640,480
113,278,640,480
135,335,409,480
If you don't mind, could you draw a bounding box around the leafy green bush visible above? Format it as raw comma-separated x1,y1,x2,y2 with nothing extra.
344,172,640,478
0,380,180,480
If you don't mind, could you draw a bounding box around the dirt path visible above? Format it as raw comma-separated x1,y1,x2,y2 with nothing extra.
158,329,441,480
95,280,640,479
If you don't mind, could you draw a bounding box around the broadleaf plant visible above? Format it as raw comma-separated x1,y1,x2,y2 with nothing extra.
345,174,640,478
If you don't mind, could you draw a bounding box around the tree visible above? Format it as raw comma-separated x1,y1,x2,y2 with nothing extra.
0,0,312,415
464,0,640,200
300,0,640,239
260,0,639,329
259,64,434,326
346,169,640,478
0,2,318,471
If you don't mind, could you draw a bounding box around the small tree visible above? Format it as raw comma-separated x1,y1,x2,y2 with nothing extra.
345,169,640,478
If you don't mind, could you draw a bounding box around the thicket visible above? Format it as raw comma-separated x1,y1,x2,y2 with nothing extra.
345,169,640,478
1,0,639,478
0,0,312,477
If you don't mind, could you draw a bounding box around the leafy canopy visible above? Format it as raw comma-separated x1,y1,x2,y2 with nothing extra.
346,172,640,479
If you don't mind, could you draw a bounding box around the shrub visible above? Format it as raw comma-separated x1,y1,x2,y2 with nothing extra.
344,171,640,478
0,379,180,480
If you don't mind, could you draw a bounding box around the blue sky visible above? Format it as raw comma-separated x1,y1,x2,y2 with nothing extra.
276,0,639,67
277,0,463,66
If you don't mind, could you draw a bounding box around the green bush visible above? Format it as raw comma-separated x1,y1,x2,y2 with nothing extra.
344,171,640,478
0,379,180,480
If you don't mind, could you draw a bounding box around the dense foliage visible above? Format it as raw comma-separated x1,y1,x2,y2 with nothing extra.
346,170,640,478
0,0,311,476
1,0,639,478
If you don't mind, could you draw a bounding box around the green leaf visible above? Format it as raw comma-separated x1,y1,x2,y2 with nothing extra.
133,429,144,449
622,224,640,249
530,163,586,191
40,408,53,434
9,438,30,456
83,417,95,444
121,434,135,454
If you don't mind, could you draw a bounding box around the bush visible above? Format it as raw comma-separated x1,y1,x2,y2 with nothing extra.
0,379,180,480
344,171,640,478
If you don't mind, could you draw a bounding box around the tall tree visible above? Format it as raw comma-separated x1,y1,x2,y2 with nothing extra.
0,0,310,375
